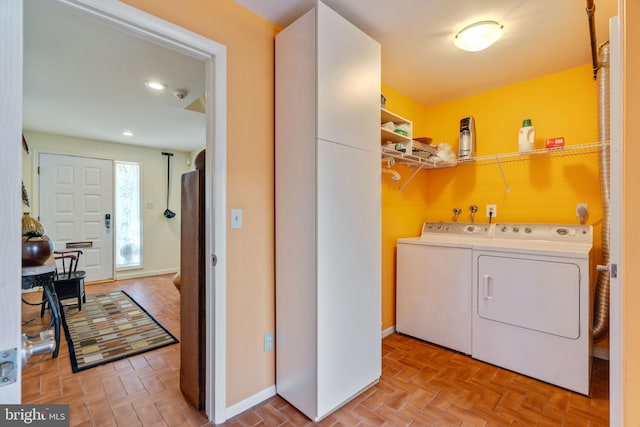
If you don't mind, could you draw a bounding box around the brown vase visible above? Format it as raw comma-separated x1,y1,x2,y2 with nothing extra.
22,233,54,267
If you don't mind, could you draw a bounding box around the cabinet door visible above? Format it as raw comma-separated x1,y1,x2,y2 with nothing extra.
317,2,380,152
316,139,381,417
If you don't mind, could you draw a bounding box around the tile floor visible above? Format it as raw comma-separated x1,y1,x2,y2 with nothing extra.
22,274,609,426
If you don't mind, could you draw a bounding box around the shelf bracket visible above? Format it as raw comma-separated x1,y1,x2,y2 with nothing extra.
495,155,511,194
398,163,425,192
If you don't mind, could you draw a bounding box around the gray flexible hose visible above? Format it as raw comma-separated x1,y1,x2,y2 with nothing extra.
593,41,610,342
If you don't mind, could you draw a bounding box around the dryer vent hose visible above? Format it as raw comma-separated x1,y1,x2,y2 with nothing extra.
593,40,610,343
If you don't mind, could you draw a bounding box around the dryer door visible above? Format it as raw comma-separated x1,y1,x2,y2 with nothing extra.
476,255,581,339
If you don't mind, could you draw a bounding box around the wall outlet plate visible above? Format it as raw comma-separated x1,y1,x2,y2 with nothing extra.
486,204,497,218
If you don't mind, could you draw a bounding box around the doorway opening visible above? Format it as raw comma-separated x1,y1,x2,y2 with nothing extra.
22,0,227,422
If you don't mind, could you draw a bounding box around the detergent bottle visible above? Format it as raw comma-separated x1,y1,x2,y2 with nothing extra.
518,119,535,152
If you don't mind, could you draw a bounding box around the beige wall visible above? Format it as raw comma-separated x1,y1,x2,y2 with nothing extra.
622,0,640,423
121,0,278,407
21,130,193,279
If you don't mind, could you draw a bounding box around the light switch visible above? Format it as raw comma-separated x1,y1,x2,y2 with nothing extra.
264,332,274,352
231,208,242,229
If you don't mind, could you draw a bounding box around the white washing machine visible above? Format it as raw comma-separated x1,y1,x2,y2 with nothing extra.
396,222,492,354
471,223,593,395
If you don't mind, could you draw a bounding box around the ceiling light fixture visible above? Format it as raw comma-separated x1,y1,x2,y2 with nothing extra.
144,80,167,91
122,131,133,137
454,21,504,52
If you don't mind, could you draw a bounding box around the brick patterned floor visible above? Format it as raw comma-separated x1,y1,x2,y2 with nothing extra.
22,274,609,426
21,274,209,427
221,335,608,426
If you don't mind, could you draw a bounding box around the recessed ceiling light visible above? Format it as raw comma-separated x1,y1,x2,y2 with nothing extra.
454,21,504,52
122,131,134,137
144,80,167,91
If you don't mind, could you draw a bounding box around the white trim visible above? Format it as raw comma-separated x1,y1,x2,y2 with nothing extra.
225,385,277,420
382,326,396,338
0,0,24,403
115,268,178,281
609,13,623,427
592,346,609,361
47,1,228,422
207,52,229,424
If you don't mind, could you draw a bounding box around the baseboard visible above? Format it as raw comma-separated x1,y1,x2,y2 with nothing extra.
226,328,395,421
114,268,178,281
225,385,276,420
593,346,609,360
382,326,396,338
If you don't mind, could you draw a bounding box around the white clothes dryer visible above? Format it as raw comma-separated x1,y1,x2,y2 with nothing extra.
471,223,593,395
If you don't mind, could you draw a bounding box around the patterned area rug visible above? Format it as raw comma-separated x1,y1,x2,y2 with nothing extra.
60,290,178,373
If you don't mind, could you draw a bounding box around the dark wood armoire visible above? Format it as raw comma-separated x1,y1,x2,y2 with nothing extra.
180,150,206,409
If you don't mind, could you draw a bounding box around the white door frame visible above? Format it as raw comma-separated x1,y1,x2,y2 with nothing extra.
608,15,623,427
23,1,228,422
0,0,25,404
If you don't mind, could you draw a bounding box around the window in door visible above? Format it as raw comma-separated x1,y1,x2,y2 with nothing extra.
115,161,142,269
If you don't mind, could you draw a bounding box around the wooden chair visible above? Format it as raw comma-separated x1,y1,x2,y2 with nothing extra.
40,250,87,316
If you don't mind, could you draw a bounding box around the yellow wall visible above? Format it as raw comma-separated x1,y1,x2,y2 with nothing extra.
380,84,432,330
421,64,601,227
382,66,605,349
622,0,640,422
122,0,279,407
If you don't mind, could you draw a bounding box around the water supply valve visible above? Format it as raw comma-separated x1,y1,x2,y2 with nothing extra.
469,205,479,223
452,208,462,222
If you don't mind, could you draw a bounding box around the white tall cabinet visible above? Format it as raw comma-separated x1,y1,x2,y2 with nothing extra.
275,1,382,421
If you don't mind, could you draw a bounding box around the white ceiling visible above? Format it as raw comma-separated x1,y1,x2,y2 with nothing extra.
23,0,616,152
23,0,206,152
238,0,617,106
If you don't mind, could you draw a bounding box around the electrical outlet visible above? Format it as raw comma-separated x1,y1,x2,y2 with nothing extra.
264,332,274,352
576,203,588,217
486,204,497,218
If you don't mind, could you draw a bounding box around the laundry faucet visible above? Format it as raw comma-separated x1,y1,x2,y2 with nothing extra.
452,208,462,222
469,205,478,223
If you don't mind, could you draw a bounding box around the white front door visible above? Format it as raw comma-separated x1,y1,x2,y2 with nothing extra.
39,153,114,282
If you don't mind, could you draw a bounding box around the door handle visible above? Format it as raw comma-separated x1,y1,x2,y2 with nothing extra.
105,213,111,229
482,275,493,300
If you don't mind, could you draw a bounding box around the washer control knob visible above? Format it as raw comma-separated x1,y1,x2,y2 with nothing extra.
501,225,508,232
525,227,532,234
513,226,520,233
